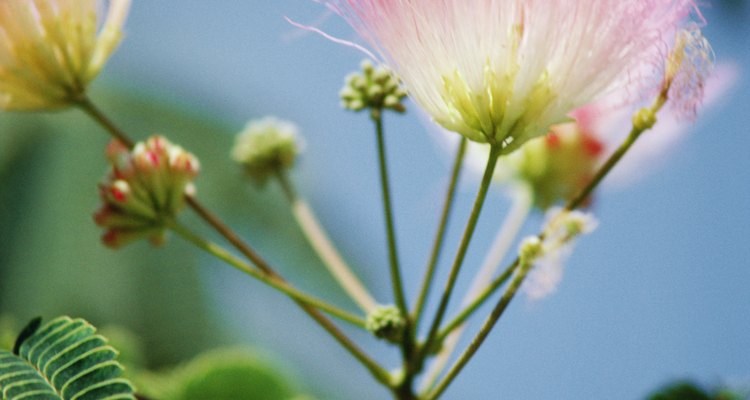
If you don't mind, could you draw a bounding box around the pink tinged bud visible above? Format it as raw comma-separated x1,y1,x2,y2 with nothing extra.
101,227,162,249
109,180,131,203
94,134,200,249
93,205,153,230
106,140,130,162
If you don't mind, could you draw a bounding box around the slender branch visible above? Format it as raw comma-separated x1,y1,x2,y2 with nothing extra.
421,184,532,391
426,100,667,399
168,221,366,327
434,262,515,344
76,98,278,275
76,97,392,386
169,221,391,385
275,171,378,313
412,137,467,327
372,112,408,315
425,257,532,400
371,111,419,397
77,96,134,148
419,145,501,366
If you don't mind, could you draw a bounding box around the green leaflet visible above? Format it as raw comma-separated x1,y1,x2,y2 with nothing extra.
0,317,135,400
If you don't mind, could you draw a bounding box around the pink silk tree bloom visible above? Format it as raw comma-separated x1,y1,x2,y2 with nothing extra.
314,0,703,154
0,0,131,111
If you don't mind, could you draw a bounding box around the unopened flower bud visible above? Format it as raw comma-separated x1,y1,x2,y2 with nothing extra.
519,237,543,264
366,305,406,343
340,60,407,114
231,117,302,186
507,123,604,210
94,135,200,249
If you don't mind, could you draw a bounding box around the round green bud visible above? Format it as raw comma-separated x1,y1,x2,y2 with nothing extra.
340,60,408,114
366,305,406,343
231,117,303,186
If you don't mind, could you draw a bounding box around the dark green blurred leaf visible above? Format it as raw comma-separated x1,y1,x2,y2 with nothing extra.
136,348,309,400
648,381,748,400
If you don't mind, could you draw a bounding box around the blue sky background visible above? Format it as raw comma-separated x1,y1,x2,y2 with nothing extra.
98,2,750,399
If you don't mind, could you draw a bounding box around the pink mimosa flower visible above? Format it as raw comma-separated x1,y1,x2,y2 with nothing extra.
313,0,703,153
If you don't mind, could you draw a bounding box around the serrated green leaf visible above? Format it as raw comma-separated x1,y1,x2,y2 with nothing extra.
0,316,135,400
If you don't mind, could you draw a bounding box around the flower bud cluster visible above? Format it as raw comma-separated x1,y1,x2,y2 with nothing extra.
231,117,302,186
94,136,200,248
365,305,406,343
340,60,407,115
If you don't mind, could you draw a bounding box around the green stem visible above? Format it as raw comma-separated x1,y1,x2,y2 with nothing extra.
424,258,533,400
76,98,278,276
412,137,467,327
419,145,501,366
169,221,392,385
76,96,134,148
168,221,366,328
77,97,392,386
435,262,515,344
372,111,419,395
275,171,378,313
421,185,532,392
372,112,408,315
426,101,667,399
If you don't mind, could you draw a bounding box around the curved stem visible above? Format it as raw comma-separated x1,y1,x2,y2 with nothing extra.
412,137,467,327
420,184,532,391
168,221,366,327
76,98,278,275
419,145,501,366
76,97,392,386
372,113,408,315
426,101,666,399
77,96,134,147
169,222,391,385
425,257,530,400
275,171,378,313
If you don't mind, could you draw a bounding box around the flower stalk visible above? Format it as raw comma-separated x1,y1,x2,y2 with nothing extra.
419,144,502,367
426,94,673,399
275,170,378,313
167,220,366,328
412,137,467,327
76,97,392,387
421,184,533,390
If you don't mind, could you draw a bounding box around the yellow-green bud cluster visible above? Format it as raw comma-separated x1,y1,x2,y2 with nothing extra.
94,136,200,248
365,305,406,343
231,117,302,186
340,60,407,114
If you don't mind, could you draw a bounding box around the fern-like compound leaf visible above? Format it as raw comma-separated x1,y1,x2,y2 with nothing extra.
0,316,135,400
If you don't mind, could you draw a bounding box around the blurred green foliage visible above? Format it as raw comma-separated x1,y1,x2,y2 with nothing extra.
135,348,309,400
0,85,355,376
648,381,747,400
